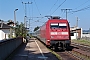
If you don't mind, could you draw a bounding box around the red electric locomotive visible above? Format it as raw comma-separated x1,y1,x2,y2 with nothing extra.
39,16,71,50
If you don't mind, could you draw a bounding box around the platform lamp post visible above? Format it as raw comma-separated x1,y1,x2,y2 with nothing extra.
14,9,18,37
14,9,18,26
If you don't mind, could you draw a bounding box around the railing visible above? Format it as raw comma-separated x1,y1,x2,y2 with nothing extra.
0,37,23,60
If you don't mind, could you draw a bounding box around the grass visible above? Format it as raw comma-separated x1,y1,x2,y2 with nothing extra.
48,48,62,60
71,39,90,46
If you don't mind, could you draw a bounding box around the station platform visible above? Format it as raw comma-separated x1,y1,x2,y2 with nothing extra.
9,38,58,60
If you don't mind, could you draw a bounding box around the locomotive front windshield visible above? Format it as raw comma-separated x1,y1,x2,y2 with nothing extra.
50,23,67,28
50,23,58,28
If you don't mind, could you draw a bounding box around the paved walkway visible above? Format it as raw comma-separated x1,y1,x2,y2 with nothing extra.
10,38,58,60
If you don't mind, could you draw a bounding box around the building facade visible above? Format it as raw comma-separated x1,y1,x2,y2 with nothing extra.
0,21,15,40
70,27,82,39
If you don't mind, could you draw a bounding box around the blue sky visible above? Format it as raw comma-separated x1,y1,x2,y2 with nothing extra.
0,0,90,32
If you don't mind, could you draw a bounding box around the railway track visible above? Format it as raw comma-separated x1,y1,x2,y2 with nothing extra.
71,42,90,52
56,50,84,60
55,43,90,60
55,49,90,60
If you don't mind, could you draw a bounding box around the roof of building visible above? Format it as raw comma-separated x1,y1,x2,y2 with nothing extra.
0,23,11,29
7,21,14,25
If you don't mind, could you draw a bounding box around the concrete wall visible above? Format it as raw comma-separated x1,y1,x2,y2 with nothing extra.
0,37,23,60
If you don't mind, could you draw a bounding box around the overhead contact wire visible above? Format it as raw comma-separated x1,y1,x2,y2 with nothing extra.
73,0,90,10
20,0,26,15
46,0,58,15
71,5,90,13
68,0,90,15
34,0,42,16
50,0,66,15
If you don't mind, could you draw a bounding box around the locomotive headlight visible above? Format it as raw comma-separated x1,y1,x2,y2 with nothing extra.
47,40,50,41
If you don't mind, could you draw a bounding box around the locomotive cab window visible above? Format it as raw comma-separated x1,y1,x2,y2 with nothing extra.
50,23,58,28
59,23,67,28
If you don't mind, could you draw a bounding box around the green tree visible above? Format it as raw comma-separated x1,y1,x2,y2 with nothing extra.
15,22,27,37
